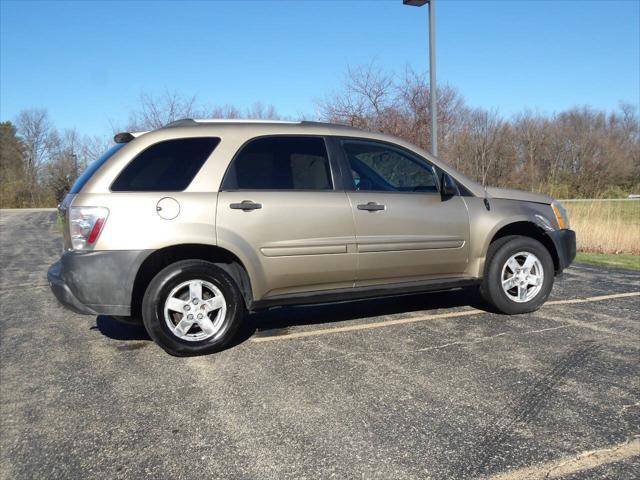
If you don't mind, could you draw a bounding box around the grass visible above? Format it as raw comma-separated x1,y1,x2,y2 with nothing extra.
55,213,64,233
575,252,640,271
563,200,640,256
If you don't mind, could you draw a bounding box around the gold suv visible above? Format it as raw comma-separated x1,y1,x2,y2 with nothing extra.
48,120,576,356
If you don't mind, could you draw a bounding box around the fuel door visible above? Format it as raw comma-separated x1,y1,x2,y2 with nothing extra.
156,197,180,220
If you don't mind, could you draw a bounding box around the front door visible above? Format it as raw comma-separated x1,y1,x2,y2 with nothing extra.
337,138,470,286
216,136,357,300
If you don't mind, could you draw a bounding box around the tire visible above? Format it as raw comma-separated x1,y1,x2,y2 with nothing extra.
141,260,244,356
480,235,554,314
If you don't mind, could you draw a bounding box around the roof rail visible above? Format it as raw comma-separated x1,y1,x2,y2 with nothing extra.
193,119,300,124
162,118,363,129
299,120,362,129
164,118,300,127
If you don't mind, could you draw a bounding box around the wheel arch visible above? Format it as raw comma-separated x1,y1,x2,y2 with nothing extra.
484,221,560,275
130,244,253,318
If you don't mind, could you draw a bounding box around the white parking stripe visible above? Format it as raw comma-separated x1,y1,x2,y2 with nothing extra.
486,438,640,480
251,291,639,343
546,291,640,305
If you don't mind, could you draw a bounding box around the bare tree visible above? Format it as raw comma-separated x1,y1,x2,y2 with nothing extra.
245,102,281,120
317,64,467,156
317,63,397,129
126,91,202,131
512,111,550,191
318,63,638,197
125,91,283,132
15,109,54,205
209,104,242,119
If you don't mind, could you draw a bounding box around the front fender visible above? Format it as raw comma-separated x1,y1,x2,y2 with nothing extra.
464,197,562,278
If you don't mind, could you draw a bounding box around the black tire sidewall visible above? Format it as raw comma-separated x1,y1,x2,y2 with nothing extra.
142,260,243,356
482,236,555,314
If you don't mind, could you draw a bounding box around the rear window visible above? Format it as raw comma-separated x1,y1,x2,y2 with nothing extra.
222,136,332,190
111,137,219,192
69,144,125,194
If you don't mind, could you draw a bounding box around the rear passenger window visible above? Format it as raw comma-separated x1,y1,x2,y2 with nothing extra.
223,136,332,190
111,137,219,192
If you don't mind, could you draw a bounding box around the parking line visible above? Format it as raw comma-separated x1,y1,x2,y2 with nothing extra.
251,291,639,343
546,291,640,305
486,438,640,480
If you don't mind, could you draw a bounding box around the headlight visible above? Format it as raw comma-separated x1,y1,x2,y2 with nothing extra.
551,201,570,229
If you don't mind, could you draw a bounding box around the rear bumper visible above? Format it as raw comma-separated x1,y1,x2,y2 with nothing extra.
47,250,151,316
549,229,577,273
48,261,97,315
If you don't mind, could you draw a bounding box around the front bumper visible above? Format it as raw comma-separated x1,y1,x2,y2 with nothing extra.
548,229,577,273
47,250,151,316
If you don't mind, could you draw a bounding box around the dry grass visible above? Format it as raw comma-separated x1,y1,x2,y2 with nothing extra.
564,200,640,255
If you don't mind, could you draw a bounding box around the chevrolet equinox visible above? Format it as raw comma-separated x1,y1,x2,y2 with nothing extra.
48,120,576,356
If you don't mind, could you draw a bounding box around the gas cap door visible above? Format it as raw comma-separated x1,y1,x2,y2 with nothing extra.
156,197,180,220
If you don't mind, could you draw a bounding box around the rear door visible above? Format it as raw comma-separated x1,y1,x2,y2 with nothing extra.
216,136,357,300
336,138,470,286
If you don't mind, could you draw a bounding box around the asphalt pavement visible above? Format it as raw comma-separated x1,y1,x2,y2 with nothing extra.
1,209,638,479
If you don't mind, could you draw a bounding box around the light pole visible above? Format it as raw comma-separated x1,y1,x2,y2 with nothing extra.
403,0,437,156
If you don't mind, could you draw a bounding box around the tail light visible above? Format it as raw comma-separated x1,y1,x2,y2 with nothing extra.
69,207,109,250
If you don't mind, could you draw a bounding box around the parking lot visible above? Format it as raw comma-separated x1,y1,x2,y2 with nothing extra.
1,209,638,479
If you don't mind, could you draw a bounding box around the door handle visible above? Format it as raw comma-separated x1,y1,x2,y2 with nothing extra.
357,202,385,212
230,200,262,211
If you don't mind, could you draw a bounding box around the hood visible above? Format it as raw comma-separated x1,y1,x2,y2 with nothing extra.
485,187,553,205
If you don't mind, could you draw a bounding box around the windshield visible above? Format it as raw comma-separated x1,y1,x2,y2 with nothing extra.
69,144,125,194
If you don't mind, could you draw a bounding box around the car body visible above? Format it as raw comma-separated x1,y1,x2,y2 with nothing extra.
48,119,576,355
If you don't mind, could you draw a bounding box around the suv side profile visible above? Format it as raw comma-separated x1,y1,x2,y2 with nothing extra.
48,120,576,356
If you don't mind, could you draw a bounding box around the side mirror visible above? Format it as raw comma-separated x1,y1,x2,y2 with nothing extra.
441,173,458,199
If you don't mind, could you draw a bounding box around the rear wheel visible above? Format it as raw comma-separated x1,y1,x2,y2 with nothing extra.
480,235,554,314
142,260,244,356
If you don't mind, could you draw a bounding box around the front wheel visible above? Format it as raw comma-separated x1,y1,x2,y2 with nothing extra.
480,235,554,314
142,260,244,356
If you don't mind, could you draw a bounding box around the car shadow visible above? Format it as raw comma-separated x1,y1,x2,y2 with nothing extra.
95,287,489,349
94,316,150,341
228,287,489,349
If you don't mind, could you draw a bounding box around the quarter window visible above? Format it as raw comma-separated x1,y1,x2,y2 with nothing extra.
111,137,219,192
342,140,439,193
223,136,332,190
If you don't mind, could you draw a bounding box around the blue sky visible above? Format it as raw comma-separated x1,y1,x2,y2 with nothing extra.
1,0,639,137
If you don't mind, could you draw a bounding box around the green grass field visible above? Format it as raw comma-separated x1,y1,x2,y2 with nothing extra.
575,252,640,271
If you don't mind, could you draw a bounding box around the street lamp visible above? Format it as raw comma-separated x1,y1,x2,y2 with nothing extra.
403,0,437,156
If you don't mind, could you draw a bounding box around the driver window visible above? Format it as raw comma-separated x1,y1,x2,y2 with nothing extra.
341,140,439,193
